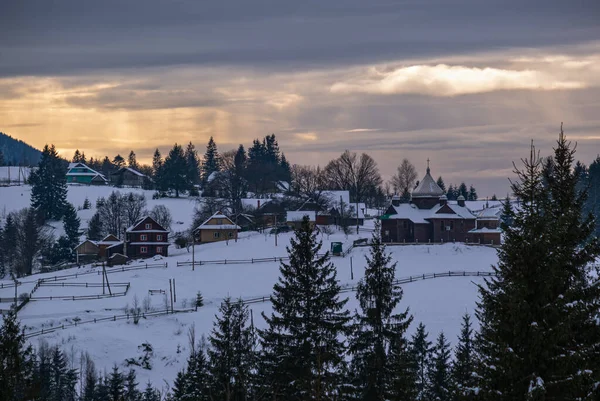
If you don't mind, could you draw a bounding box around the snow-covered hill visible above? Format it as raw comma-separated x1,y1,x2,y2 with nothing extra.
0,184,500,389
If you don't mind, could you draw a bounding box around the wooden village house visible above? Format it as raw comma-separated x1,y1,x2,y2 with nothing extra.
194,212,241,243
110,167,148,188
125,216,170,258
66,162,107,185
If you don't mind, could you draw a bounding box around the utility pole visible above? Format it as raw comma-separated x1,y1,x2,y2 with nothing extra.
103,263,112,295
274,213,278,247
356,198,360,235
191,231,195,271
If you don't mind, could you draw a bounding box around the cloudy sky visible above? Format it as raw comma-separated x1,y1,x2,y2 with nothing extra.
2,0,600,196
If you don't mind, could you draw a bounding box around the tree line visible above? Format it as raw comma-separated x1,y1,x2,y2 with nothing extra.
3,128,599,399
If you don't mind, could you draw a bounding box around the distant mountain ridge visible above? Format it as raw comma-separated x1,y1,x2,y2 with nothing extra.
0,132,42,166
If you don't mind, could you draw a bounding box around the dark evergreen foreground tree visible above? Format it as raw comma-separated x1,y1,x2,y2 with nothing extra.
30,144,68,221
163,143,189,197
476,128,600,400
411,322,432,400
452,314,476,401
259,216,350,400
348,221,413,401
208,297,256,401
202,136,221,185
63,202,81,249
0,308,35,401
427,332,452,401
172,338,211,401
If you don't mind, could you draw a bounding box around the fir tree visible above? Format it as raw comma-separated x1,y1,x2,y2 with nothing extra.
587,155,600,237
0,308,36,401
0,215,17,275
259,216,350,400
437,176,446,192
49,346,77,401
388,331,417,401
185,142,201,187
163,143,189,197
208,297,257,401
410,322,432,400
83,197,91,210
95,376,111,401
452,314,476,400
128,150,139,170
458,183,468,199
152,148,166,192
81,358,97,401
348,221,413,401
446,184,457,201
30,144,68,221
499,195,513,229
427,332,452,401
87,212,103,241
72,149,82,163
202,137,220,185
279,153,292,183
109,365,125,401
62,202,80,249
467,185,478,201
124,369,141,401
142,381,161,401
476,129,600,399
101,156,114,177
17,207,45,276
0,149,4,166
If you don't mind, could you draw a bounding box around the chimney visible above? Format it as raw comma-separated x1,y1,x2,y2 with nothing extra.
457,195,466,207
391,195,401,207
439,194,447,206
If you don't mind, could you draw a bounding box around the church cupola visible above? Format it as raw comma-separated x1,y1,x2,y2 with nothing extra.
391,194,401,207
411,159,444,209
439,194,448,206
457,195,466,207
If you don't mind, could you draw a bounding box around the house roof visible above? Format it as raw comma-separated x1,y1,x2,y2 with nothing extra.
111,167,146,177
73,239,100,252
67,163,106,180
412,167,444,198
126,216,169,233
195,211,241,231
382,200,476,223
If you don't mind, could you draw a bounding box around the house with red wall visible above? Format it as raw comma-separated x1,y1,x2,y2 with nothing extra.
125,216,170,258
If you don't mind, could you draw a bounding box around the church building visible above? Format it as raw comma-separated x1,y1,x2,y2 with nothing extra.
380,163,478,243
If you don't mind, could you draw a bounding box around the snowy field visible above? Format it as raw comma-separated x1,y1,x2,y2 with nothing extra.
0,184,500,388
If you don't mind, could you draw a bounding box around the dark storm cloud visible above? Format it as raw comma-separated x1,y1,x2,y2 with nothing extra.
1,0,599,76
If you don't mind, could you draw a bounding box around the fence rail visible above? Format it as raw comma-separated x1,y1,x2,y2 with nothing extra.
24,307,195,339
176,255,327,267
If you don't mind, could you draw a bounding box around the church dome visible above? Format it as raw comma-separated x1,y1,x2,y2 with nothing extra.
412,165,444,198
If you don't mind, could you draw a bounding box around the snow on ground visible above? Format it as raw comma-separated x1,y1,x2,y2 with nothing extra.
0,234,498,387
0,184,500,387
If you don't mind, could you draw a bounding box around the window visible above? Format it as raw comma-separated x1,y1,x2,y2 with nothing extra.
157,234,162,241
228,232,233,238
145,223,152,229
216,219,223,225
141,246,148,253
156,246,163,254
140,234,147,241
213,232,220,239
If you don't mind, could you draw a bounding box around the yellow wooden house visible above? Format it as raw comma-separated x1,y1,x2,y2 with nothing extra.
194,212,241,243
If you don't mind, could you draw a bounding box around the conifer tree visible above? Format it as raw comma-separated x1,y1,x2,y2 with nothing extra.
124,369,141,401
185,142,201,187
446,184,456,200
476,129,600,399
348,221,413,400
427,332,452,401
452,314,476,400
128,150,139,170
30,144,68,221
388,332,417,401
81,358,97,401
113,154,126,169
101,156,114,177
109,365,125,401
95,376,111,401
0,308,36,401
279,153,292,183
202,137,220,185
0,214,17,275
499,195,513,229
87,212,103,241
142,381,161,401
72,149,82,163
62,202,80,249
18,207,46,276
172,338,211,400
458,183,468,199
437,176,446,192
83,197,91,210
467,185,478,201
259,216,350,400
163,143,189,197
0,149,4,166
410,322,432,400
209,297,256,401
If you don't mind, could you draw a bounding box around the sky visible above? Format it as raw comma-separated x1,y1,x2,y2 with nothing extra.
1,0,600,197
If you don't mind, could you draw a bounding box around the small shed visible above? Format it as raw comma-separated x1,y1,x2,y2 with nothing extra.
74,240,100,264
108,253,129,266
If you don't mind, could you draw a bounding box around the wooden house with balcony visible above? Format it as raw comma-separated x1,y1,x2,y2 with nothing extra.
194,212,241,243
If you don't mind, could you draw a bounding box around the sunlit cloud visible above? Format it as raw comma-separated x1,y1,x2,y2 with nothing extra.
294,132,318,141
330,64,586,97
345,128,381,133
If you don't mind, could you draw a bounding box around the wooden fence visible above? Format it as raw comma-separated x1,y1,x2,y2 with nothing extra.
176,255,327,267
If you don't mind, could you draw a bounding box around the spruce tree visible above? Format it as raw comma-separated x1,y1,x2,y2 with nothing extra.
163,143,189,197
81,359,97,401
458,183,468,199
113,154,126,169
279,153,292,183
452,314,476,400
0,308,36,401
348,221,413,401
17,207,44,276
476,129,600,399
467,185,478,201
1,215,17,275
411,322,432,400
83,197,91,210
30,144,68,221
172,338,211,400
259,216,350,400
128,150,139,170
124,369,141,401
72,149,82,163
499,195,513,229
427,332,452,401
209,297,256,401
101,156,114,177
142,381,161,401
62,202,80,249
202,137,220,185
437,176,446,192
95,376,111,401
185,142,201,187
109,365,125,401
587,155,600,237
388,331,417,401
87,212,103,241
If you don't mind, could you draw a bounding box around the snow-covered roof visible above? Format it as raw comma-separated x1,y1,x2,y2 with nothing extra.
126,216,168,233
196,211,241,230
207,171,219,183
383,200,476,222
240,198,272,210
287,210,317,222
412,168,444,198
112,167,146,177
322,190,351,207
476,207,502,219
66,163,106,180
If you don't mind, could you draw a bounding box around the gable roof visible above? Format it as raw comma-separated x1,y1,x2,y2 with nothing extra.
381,200,475,223
412,167,444,198
126,216,169,233
66,162,106,180
111,167,146,177
195,211,241,231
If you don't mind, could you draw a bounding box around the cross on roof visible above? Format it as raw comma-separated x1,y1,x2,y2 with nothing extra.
426,158,430,173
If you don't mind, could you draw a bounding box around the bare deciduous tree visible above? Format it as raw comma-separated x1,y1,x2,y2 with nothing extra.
324,150,382,203
149,205,172,231
290,164,327,201
390,158,418,201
